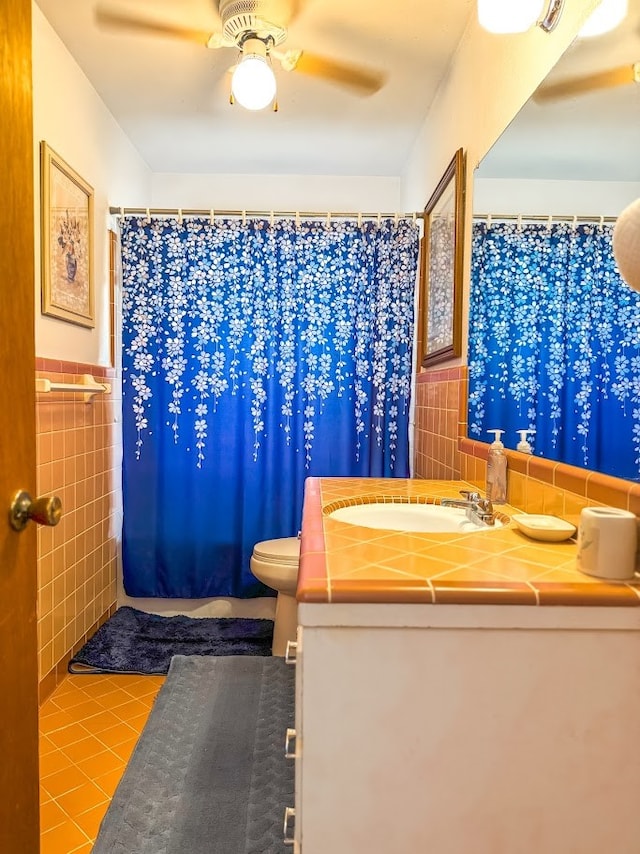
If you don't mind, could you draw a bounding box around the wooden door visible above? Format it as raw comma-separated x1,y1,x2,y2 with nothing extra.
0,0,41,850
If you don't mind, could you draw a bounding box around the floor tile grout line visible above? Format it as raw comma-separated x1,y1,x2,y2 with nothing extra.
40,697,149,739
42,729,135,799
41,674,166,714
40,811,93,846
49,773,113,812
42,741,122,791
43,689,146,719
40,674,164,846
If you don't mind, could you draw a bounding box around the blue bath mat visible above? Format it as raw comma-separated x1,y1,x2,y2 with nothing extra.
68,606,274,674
93,655,294,853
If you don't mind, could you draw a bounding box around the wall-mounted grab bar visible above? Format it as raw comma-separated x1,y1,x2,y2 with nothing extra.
35,373,111,403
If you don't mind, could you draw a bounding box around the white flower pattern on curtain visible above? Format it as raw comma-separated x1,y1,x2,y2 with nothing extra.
119,216,419,598
122,217,417,469
469,221,640,480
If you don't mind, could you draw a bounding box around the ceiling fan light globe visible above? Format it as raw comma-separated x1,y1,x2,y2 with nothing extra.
231,55,276,110
579,0,627,38
477,0,545,33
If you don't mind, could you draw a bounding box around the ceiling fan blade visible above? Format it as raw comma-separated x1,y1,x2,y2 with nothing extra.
534,62,640,103
287,51,386,95
95,7,216,47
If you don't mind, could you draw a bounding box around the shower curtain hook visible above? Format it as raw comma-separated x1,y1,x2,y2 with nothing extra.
377,212,382,226
547,214,553,231
326,211,331,227
412,212,416,225
599,215,605,228
394,212,399,226
270,210,275,227
295,211,300,227
242,209,247,225
517,214,522,232
210,208,215,225
145,207,151,222
572,215,578,230
178,208,183,225
119,206,125,219
486,213,492,229
357,212,362,227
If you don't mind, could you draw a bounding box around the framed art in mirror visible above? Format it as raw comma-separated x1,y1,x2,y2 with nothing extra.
40,142,95,328
420,147,465,367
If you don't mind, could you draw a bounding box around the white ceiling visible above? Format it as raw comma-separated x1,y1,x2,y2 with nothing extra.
34,0,476,176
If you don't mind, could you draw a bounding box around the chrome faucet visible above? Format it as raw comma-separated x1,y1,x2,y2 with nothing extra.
440,490,496,526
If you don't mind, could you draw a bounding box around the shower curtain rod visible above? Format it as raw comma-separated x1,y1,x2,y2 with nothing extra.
473,212,618,225
109,206,425,222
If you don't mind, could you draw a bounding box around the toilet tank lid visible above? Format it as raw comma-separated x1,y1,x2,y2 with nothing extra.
253,537,301,562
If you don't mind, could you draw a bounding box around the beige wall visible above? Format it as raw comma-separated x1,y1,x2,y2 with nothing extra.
150,173,403,213
32,4,149,698
402,1,601,205
32,3,151,367
401,0,601,364
32,2,407,636
407,1,640,523
33,1,613,677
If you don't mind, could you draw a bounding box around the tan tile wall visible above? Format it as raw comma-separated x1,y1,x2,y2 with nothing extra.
414,365,640,528
36,358,120,702
459,437,640,527
414,366,467,479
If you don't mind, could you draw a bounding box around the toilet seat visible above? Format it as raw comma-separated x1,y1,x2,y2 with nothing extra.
252,537,300,566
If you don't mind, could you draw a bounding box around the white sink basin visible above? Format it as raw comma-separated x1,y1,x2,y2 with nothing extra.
328,502,504,533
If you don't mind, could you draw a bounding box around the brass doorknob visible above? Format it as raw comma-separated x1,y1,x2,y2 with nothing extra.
9,490,62,532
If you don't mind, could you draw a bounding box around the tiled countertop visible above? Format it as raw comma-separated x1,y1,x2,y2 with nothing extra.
297,477,640,606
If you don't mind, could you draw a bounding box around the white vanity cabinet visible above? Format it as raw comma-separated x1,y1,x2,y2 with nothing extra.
293,603,640,854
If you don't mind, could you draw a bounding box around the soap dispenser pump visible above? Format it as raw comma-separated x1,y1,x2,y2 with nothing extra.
516,429,535,454
486,429,507,504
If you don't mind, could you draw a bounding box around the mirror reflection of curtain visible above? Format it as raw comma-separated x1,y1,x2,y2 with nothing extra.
468,221,640,481
120,216,418,598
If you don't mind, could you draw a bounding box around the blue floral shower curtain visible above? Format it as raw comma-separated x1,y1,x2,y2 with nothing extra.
468,221,640,480
120,216,418,598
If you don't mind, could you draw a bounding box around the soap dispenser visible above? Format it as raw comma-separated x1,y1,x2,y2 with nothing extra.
486,429,507,504
516,429,535,454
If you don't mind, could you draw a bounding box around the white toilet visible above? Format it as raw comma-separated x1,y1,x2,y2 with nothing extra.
250,537,300,656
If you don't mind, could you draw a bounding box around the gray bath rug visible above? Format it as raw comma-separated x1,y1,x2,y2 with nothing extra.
92,655,294,853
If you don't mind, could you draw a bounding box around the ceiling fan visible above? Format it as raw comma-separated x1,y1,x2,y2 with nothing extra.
534,60,640,102
95,0,386,111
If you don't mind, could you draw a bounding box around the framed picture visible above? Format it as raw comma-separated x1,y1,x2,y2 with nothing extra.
420,148,465,367
40,142,94,327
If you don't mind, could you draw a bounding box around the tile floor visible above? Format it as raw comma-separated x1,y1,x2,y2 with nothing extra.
39,673,165,853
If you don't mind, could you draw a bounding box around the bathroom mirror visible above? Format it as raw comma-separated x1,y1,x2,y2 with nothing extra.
469,1,640,480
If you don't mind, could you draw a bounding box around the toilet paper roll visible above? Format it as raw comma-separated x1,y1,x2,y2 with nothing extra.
577,507,638,581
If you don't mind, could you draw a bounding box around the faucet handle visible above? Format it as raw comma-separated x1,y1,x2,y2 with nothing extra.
459,489,480,502
476,497,494,514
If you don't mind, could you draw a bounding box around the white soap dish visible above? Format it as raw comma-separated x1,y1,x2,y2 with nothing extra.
511,514,576,542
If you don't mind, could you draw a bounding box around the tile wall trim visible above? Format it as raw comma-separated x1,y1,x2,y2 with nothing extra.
459,436,640,515
415,366,464,384
36,357,116,378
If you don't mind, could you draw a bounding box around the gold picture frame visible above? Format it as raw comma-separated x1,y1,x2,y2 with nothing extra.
40,142,95,328
420,148,465,367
